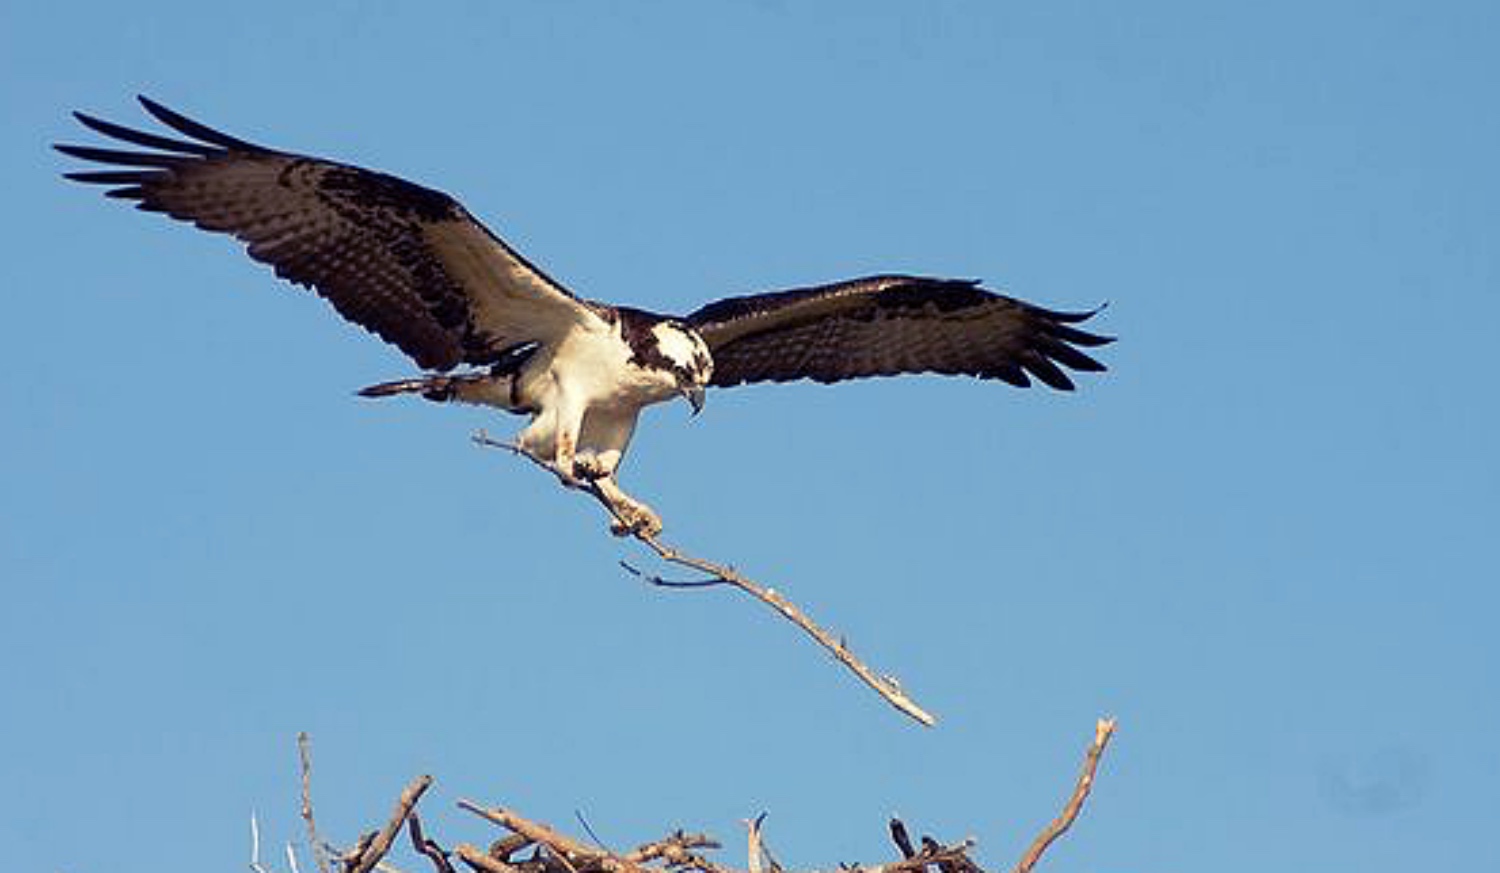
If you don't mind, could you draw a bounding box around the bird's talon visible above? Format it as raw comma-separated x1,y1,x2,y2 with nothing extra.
607,504,663,539
573,456,610,481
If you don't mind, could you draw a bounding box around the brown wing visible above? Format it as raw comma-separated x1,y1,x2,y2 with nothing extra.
686,275,1112,390
56,96,599,371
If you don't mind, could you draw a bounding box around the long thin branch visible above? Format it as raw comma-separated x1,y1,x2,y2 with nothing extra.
409,812,458,873
301,732,333,873
454,844,522,873
457,801,632,872
472,431,935,727
251,814,277,873
620,542,935,727
1009,718,1116,873
744,814,765,873
627,832,725,872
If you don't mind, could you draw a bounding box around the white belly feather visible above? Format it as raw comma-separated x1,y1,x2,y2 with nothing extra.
514,320,680,475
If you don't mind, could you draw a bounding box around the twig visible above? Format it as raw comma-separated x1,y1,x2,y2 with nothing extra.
471,432,628,528
575,810,610,852
410,812,459,873
1009,718,1117,873
454,844,522,873
471,430,934,727
345,776,434,873
489,834,535,862
619,562,720,589
301,732,333,873
457,801,605,866
627,831,723,866
744,814,766,873
620,548,934,727
887,820,916,860
460,801,671,873
252,813,276,873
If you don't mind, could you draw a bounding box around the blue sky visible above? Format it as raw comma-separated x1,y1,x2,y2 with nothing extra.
2,2,1497,871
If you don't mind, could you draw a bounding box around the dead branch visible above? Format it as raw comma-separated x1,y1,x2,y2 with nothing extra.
251,813,282,873
744,815,766,873
343,776,434,873
455,844,524,873
472,431,935,727
626,831,721,866
1009,718,1116,873
619,552,933,727
457,801,641,873
410,812,458,873
887,820,915,861
301,732,333,873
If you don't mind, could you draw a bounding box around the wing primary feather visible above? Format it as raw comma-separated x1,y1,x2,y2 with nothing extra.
989,363,1032,388
52,143,183,168
1033,333,1108,373
71,111,220,157
136,95,270,153
1019,351,1076,391
1045,321,1114,348
63,170,159,184
1031,302,1109,324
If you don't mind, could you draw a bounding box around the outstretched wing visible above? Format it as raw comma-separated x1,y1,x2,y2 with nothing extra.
56,96,600,371
686,275,1112,390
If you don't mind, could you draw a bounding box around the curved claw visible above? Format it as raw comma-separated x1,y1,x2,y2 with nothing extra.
605,499,664,539
609,509,663,539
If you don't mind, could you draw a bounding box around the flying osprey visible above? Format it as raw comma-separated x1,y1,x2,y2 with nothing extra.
57,97,1112,536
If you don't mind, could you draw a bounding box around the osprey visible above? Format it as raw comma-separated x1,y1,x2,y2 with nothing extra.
57,97,1112,536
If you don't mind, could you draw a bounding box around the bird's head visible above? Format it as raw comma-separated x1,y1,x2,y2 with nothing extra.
649,321,714,415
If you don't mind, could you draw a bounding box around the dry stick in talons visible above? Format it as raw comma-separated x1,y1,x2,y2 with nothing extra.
472,430,936,727
620,548,934,727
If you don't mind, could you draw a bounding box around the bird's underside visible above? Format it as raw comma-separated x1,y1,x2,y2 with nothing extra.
358,362,674,537
57,97,1114,537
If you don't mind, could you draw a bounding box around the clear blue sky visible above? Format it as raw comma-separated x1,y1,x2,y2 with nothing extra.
2,2,1496,871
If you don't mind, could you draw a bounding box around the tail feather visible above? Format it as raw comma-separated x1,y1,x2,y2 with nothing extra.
357,376,455,400
357,372,525,411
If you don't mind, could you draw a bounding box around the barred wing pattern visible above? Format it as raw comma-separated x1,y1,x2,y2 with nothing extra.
688,275,1112,390
56,96,595,372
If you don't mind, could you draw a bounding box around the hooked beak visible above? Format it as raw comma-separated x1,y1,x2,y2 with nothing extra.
681,384,706,416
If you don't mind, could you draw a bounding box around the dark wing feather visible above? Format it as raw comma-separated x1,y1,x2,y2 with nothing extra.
57,96,596,371
686,275,1112,390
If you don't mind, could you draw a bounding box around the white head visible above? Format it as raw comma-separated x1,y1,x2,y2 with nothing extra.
649,321,714,414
